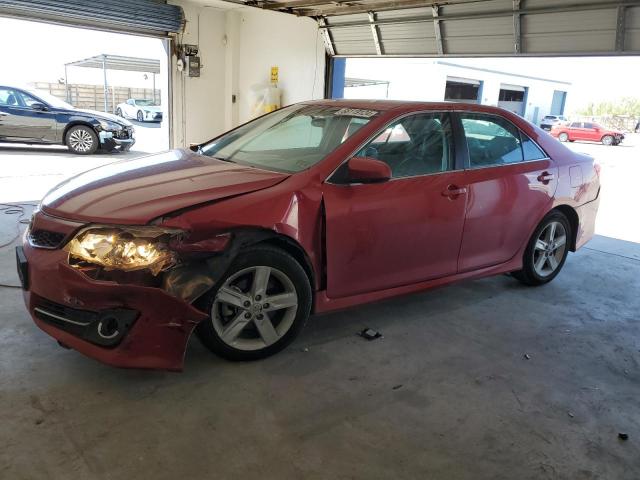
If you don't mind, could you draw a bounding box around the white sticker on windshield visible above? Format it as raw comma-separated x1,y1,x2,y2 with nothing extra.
334,108,378,118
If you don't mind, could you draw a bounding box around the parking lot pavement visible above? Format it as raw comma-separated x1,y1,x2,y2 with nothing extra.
0,121,167,203
565,132,640,244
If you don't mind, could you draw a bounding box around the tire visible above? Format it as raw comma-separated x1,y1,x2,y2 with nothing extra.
601,135,613,146
65,125,99,155
115,108,122,117
512,211,571,286
558,132,569,142
137,110,144,122
196,245,312,361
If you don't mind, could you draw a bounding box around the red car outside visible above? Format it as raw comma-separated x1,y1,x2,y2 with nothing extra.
551,121,625,145
17,101,601,370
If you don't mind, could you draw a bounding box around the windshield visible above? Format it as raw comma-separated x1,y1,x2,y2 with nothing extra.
26,88,74,109
199,104,377,173
136,99,157,106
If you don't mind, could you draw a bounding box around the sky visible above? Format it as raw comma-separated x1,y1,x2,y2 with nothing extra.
0,17,166,89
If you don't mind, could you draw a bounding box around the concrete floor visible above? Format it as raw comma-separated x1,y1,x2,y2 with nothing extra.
1,138,640,479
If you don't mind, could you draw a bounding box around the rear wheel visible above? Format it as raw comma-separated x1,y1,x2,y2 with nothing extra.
115,107,123,117
65,125,98,155
513,211,571,286
196,246,312,361
558,132,569,142
601,135,614,146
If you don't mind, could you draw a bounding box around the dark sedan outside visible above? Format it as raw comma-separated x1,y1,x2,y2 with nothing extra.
0,84,134,154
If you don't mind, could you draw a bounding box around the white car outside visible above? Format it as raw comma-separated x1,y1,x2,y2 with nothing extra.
116,99,163,122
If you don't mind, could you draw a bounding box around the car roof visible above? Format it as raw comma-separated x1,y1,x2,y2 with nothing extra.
301,99,517,116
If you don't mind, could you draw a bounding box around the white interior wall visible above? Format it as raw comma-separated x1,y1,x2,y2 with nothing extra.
235,8,325,124
169,1,326,147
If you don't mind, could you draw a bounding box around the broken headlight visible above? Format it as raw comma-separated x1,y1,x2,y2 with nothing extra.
65,226,183,275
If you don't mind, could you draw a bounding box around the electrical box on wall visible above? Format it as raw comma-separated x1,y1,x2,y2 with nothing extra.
176,44,200,77
187,56,200,77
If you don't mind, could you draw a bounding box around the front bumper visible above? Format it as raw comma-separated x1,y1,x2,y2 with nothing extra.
18,217,207,371
99,129,135,152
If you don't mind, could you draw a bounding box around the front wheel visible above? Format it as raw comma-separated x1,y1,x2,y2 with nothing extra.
65,125,98,155
137,110,144,122
196,246,312,361
512,211,571,286
601,135,614,146
558,132,569,142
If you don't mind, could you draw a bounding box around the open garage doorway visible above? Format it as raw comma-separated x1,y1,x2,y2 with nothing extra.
334,55,640,246
0,17,171,203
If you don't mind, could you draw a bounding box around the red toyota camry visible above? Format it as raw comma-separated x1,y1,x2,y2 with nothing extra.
17,100,600,370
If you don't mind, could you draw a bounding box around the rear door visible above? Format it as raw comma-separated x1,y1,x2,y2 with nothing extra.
323,112,468,298
456,112,558,272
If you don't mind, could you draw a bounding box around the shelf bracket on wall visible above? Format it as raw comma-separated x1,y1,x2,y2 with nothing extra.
432,5,444,56
368,11,383,55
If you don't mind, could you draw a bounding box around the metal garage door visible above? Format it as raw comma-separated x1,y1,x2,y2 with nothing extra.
256,0,640,56
0,0,183,36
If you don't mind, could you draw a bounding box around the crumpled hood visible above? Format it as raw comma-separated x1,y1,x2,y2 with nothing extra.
41,149,289,224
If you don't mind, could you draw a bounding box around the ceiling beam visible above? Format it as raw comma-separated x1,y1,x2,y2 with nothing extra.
432,4,443,55
368,11,383,55
513,0,521,54
615,5,627,51
318,16,336,55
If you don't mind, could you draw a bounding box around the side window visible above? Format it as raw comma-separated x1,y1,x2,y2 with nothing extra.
570,122,581,128
583,122,594,129
16,91,40,107
461,114,523,167
0,88,19,106
357,112,453,178
127,99,135,106
521,134,547,161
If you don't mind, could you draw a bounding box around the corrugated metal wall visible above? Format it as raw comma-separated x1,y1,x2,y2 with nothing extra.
0,0,183,36
320,0,640,56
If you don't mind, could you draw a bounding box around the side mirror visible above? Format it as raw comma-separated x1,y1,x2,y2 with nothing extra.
347,156,391,184
31,102,47,111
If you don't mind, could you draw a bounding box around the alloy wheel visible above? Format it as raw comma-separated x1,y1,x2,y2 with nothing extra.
532,221,567,278
68,129,94,152
211,266,298,351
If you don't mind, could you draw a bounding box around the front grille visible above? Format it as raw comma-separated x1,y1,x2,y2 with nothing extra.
28,229,66,249
113,128,132,140
33,296,139,348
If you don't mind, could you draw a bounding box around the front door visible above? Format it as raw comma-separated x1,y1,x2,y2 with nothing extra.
456,112,558,272
323,112,468,298
0,87,57,142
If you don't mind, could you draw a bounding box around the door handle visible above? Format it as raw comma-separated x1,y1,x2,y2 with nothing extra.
537,171,555,184
442,184,467,198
